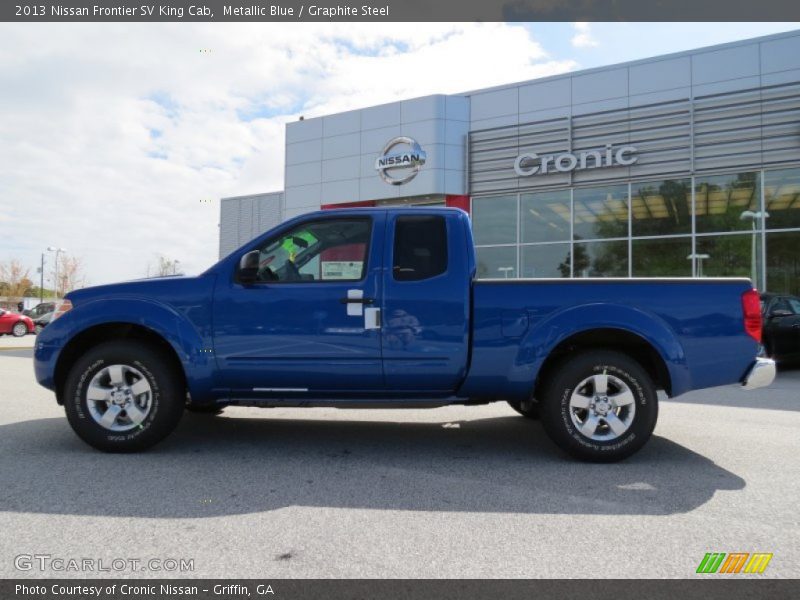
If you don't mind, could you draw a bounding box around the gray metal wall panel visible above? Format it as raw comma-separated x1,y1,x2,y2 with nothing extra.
218,192,284,259
469,80,800,195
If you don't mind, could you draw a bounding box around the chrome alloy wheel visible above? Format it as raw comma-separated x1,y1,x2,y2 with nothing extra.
86,364,153,432
569,372,636,442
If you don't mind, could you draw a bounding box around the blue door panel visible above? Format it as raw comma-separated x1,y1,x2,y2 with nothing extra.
212,214,385,394
381,211,471,392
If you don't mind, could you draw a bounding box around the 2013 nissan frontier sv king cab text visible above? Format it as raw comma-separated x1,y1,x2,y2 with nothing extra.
34,207,776,461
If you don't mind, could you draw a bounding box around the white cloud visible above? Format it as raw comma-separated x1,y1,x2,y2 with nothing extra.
0,23,577,286
571,22,599,48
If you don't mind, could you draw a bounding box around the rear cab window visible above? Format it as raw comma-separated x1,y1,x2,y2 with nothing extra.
392,215,448,281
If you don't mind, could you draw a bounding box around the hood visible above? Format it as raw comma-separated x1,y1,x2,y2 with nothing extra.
66,275,206,306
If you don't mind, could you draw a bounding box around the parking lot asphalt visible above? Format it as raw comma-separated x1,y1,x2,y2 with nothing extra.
0,346,798,579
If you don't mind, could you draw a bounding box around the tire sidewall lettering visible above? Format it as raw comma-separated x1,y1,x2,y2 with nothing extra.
74,358,161,440
560,362,644,451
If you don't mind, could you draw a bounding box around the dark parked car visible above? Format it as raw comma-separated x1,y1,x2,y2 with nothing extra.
33,311,54,335
23,302,56,319
0,309,34,337
761,293,800,361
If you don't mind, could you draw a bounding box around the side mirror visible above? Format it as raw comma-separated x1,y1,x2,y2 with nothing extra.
770,308,793,318
238,250,260,284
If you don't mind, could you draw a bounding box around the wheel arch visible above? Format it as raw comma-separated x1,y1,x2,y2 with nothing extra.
519,303,692,400
53,323,186,405
533,328,674,399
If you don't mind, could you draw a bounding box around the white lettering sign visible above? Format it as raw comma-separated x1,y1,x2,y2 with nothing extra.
514,144,638,177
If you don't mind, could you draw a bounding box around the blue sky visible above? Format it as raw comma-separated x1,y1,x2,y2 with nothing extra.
0,22,798,286
526,23,800,72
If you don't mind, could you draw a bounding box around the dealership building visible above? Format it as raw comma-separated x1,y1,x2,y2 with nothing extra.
220,30,800,295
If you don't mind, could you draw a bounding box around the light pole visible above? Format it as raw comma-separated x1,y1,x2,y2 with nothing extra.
47,246,66,299
38,253,46,304
739,210,769,287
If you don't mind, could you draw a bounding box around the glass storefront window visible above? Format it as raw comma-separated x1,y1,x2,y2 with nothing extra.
573,185,628,241
476,246,517,279
521,190,571,243
767,231,800,296
472,195,517,245
695,172,760,234
469,167,799,289
521,243,571,278
695,233,762,282
632,237,692,277
765,168,800,230
573,240,628,278
631,179,691,237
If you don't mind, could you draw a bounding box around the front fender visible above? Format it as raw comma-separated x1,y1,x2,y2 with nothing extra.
514,303,690,397
34,297,216,402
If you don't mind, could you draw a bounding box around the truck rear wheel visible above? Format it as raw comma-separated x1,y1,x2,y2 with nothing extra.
63,340,184,452
539,350,658,462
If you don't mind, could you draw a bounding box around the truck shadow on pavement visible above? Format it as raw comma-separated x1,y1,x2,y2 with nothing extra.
0,412,744,518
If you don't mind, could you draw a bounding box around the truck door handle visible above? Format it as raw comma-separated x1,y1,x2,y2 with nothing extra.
340,297,374,305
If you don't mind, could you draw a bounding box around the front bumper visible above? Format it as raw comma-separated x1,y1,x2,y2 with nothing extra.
741,357,776,391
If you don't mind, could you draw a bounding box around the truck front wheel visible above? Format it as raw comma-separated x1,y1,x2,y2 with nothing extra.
63,340,185,452
539,350,658,462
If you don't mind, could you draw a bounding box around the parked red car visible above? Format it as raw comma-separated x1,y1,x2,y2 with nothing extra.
0,309,34,337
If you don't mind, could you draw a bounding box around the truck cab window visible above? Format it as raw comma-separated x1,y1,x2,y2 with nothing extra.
393,215,448,281
252,218,371,283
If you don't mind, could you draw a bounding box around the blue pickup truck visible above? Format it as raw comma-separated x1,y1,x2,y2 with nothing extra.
34,207,775,461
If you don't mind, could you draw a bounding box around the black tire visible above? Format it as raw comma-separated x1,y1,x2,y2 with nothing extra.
12,321,27,337
539,350,658,462
34,324,44,335
186,404,225,415
507,398,540,419
63,340,184,452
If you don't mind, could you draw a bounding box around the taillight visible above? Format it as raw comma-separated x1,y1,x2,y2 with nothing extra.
741,288,762,343
51,299,73,322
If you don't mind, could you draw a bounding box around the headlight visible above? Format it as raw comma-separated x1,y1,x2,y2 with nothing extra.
51,299,73,322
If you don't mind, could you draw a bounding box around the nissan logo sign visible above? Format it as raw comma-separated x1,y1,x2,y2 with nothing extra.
514,144,638,177
375,136,427,185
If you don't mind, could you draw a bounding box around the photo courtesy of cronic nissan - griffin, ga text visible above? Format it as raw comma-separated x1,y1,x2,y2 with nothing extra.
33,207,776,461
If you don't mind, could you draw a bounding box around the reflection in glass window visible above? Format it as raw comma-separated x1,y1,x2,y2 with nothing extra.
573,185,628,240
573,241,628,278
765,168,800,230
521,243,571,278
696,234,762,281
472,196,517,245
475,246,517,279
767,231,800,296
632,237,692,277
521,191,571,243
695,172,760,233
631,179,691,237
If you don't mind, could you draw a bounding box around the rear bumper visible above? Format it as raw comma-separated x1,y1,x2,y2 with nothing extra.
741,357,776,391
